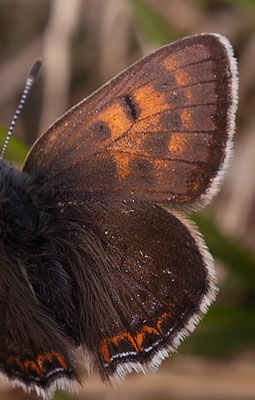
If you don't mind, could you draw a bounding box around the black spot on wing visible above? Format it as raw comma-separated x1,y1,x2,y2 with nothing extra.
161,110,183,132
121,94,141,121
92,121,111,141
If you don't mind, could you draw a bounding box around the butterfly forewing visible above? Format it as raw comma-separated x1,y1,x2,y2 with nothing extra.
24,34,237,206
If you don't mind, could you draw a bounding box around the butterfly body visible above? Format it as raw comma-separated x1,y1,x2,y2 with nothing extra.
0,161,37,235
0,34,238,398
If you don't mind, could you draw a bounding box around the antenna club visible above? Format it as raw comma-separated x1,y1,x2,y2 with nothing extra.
29,58,42,80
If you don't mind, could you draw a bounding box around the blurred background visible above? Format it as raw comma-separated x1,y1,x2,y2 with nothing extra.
0,0,254,399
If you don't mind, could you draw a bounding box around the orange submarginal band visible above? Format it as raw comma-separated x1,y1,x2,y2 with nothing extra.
99,312,172,364
7,350,68,378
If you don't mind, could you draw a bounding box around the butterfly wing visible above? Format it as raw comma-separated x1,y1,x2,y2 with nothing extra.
52,202,216,379
0,243,79,396
14,33,237,393
0,203,215,387
24,33,238,206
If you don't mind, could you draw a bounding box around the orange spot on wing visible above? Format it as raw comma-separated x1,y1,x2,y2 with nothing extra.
113,152,131,179
185,87,193,99
157,312,171,331
37,351,68,371
8,356,24,371
51,351,68,370
136,326,159,349
24,359,42,377
100,339,111,364
181,109,192,129
168,133,187,155
131,114,162,133
163,56,180,71
91,103,132,142
152,158,173,183
175,70,189,86
111,331,139,352
133,85,169,119
191,175,201,192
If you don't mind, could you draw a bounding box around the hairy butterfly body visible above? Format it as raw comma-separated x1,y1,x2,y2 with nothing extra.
0,33,238,398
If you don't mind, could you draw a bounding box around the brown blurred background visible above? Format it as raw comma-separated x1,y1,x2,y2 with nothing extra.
0,0,254,399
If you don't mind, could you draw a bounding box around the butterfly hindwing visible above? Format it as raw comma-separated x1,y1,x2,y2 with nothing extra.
0,241,78,396
24,34,237,206
53,202,216,379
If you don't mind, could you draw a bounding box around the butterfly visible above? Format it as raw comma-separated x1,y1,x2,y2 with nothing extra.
0,33,238,398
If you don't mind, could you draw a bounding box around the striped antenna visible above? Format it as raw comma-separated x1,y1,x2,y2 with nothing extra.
0,58,42,160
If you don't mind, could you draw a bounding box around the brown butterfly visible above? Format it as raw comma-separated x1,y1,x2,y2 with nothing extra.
0,33,238,398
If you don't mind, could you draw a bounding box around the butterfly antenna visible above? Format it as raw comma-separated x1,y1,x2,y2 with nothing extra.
0,58,42,160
